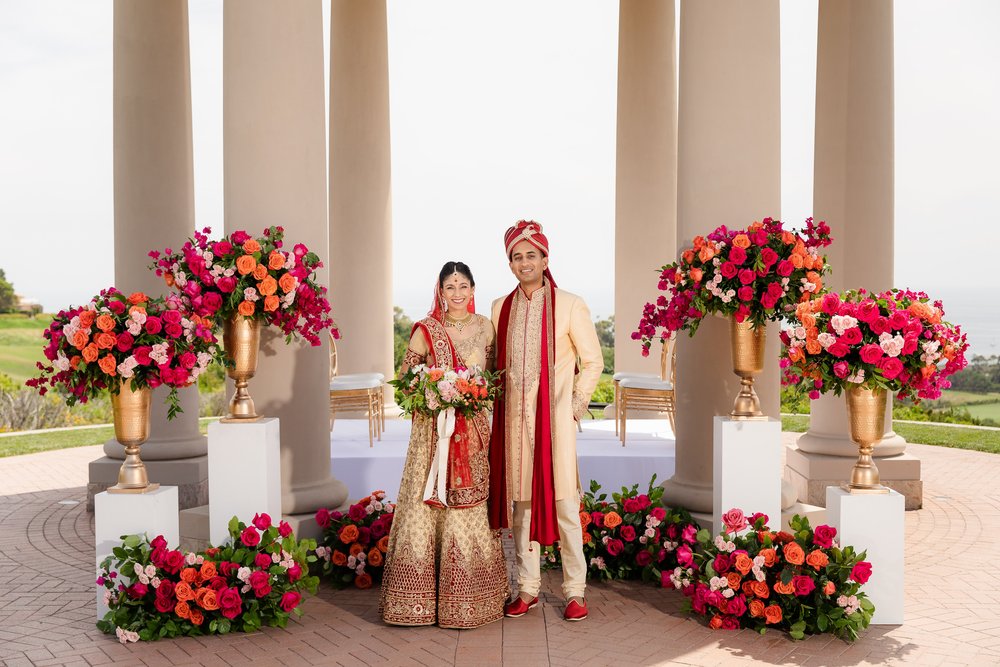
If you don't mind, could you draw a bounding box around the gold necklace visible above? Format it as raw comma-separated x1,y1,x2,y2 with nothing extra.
444,312,473,332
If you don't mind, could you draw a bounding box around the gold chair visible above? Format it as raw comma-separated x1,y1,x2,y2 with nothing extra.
617,336,676,446
329,334,385,447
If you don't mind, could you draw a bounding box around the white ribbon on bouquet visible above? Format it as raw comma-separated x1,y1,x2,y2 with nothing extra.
423,407,456,507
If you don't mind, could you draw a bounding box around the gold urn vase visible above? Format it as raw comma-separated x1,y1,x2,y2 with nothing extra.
108,379,158,494
843,385,890,494
729,317,767,420
222,314,262,421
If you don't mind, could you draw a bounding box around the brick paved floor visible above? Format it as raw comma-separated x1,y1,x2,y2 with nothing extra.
1,438,999,666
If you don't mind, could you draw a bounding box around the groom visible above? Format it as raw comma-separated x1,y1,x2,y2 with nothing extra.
489,220,603,621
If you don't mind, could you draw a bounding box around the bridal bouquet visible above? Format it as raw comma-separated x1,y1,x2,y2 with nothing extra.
96,513,318,642
780,288,969,401
26,288,223,418
389,364,502,417
148,226,338,346
634,217,833,355
682,511,874,641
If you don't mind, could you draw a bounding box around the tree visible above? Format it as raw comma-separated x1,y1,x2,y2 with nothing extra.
393,306,414,371
0,269,15,313
594,315,615,374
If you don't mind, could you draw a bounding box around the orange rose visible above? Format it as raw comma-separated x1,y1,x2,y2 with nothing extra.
783,542,805,566
726,572,742,590
98,354,117,376
789,253,804,269
238,300,255,317
582,531,592,544
806,550,829,570
732,234,751,249
748,599,766,618
95,332,116,349
180,567,199,584
697,246,715,263
127,292,149,305
742,581,756,597
367,548,383,567
174,581,195,602
279,273,298,294
174,600,191,620
787,346,805,363
689,267,704,283
252,264,268,281
128,305,146,318
800,312,817,329
96,314,116,332
708,615,723,630
339,524,359,543
355,573,373,589
733,553,753,575
258,276,278,296
195,587,219,611
332,550,347,566
603,511,622,529
580,512,592,529
71,330,89,350
82,344,99,363
78,310,96,328
805,339,822,355
69,355,81,370
164,272,176,287
682,249,695,264
268,251,286,270
349,543,364,557
263,295,279,312
243,238,261,254
781,231,796,245
763,604,783,625
189,608,204,626
200,561,217,580
823,581,836,596
751,581,770,599
377,536,390,553
236,254,257,275
692,235,706,250
773,580,795,595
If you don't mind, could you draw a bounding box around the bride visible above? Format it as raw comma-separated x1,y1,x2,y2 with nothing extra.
379,261,508,628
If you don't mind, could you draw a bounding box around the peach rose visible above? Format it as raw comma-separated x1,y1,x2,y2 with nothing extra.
339,524,359,543
268,251,286,270
279,273,298,294
697,246,715,263
726,572,743,590
781,231,796,245
236,255,257,275
732,234,751,249
95,332,116,349
189,608,204,626
377,536,390,553
127,292,149,305
355,573,373,589
96,314,116,332
242,238,261,254
682,249,695,264
692,235,706,249
332,550,347,566
806,550,829,570
174,600,191,620
805,339,822,355
180,567,199,584
748,599,765,618
128,305,146,318
823,581,836,596
603,511,622,529
758,548,777,567
258,276,278,296
98,354,117,376
71,330,89,350
252,264,268,281
789,253,804,269
763,604,782,625
783,542,805,566
367,548,383,567
689,267,704,283
238,301,255,317
733,553,753,575
82,344,99,363
196,588,219,611
800,312,817,329
174,581,195,602
751,581,770,599
263,295,279,312
349,543,364,557
78,310,96,328
200,561,217,580
773,580,795,595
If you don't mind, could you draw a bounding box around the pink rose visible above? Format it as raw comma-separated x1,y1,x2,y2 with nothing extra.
726,595,747,617
859,343,883,364
751,230,768,246
738,269,756,285
179,351,197,369
253,512,272,531
202,291,223,313
231,230,251,245
681,524,697,544
828,341,850,358
720,261,738,279
792,574,816,596
841,327,863,345
287,563,302,582
107,299,126,315
217,275,237,293
279,591,302,612
127,582,148,599
165,323,183,339
833,361,849,379
776,259,794,277
154,596,175,613
116,332,134,352
315,508,331,528
144,317,162,335
760,247,778,266
163,550,185,574
850,561,873,584
620,525,637,542
812,524,837,548
254,553,271,569
213,240,233,256
748,512,769,528
241,526,261,547
722,508,748,534
650,507,667,521
857,301,880,323
720,615,740,630
606,539,624,556
871,316,891,335
623,498,641,514
879,357,904,380
636,550,653,567
278,520,293,538
219,586,242,611
728,246,747,265
221,604,241,619
738,286,754,302
889,311,909,330
162,310,182,325
821,293,841,315
713,554,731,574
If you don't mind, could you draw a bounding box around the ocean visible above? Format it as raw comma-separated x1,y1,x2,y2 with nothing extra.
929,287,999,361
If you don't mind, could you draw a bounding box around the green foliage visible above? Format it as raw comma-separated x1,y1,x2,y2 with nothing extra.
591,377,614,405
393,307,413,373
948,354,1000,393
0,269,16,313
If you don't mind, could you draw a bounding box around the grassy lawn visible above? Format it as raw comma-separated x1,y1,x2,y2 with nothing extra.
0,419,216,458
937,389,1000,405
782,415,1000,454
0,316,49,385
966,403,1000,421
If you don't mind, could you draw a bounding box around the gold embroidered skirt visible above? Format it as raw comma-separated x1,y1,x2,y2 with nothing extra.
379,412,508,629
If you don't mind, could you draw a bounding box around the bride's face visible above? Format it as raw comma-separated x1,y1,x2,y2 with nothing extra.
441,272,474,314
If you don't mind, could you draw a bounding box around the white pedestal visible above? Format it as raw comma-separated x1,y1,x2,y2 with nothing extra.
826,486,904,625
713,416,782,534
94,486,179,620
208,418,281,546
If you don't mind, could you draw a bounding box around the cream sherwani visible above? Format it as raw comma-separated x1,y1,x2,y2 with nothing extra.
492,285,603,599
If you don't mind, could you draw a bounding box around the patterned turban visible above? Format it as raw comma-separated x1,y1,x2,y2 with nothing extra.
504,220,549,259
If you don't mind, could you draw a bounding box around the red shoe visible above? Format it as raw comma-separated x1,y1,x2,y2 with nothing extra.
563,598,588,622
504,595,539,618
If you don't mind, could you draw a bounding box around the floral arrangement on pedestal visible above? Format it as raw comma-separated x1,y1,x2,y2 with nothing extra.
680,510,874,640
26,288,223,418
541,476,701,585
314,490,395,589
148,226,337,345
634,217,833,353
389,364,502,416
96,514,318,643
780,288,969,401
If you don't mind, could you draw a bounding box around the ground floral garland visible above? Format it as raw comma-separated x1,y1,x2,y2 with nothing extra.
96,513,318,643
314,490,395,589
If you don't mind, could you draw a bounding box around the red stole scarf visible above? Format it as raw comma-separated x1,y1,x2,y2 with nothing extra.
488,281,559,546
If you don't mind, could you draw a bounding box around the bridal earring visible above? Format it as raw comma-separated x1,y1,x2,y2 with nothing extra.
441,297,447,313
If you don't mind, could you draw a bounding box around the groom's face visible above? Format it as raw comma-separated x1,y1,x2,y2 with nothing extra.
508,240,548,289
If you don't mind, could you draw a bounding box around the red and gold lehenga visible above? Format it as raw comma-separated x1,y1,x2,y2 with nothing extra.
379,313,509,629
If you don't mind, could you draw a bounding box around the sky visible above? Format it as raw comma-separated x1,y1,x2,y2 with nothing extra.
1,1,998,337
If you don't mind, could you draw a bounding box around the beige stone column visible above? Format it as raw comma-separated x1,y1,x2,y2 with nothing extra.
223,0,348,525
663,1,782,514
91,0,208,510
612,0,677,384
786,0,919,509
328,0,394,395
